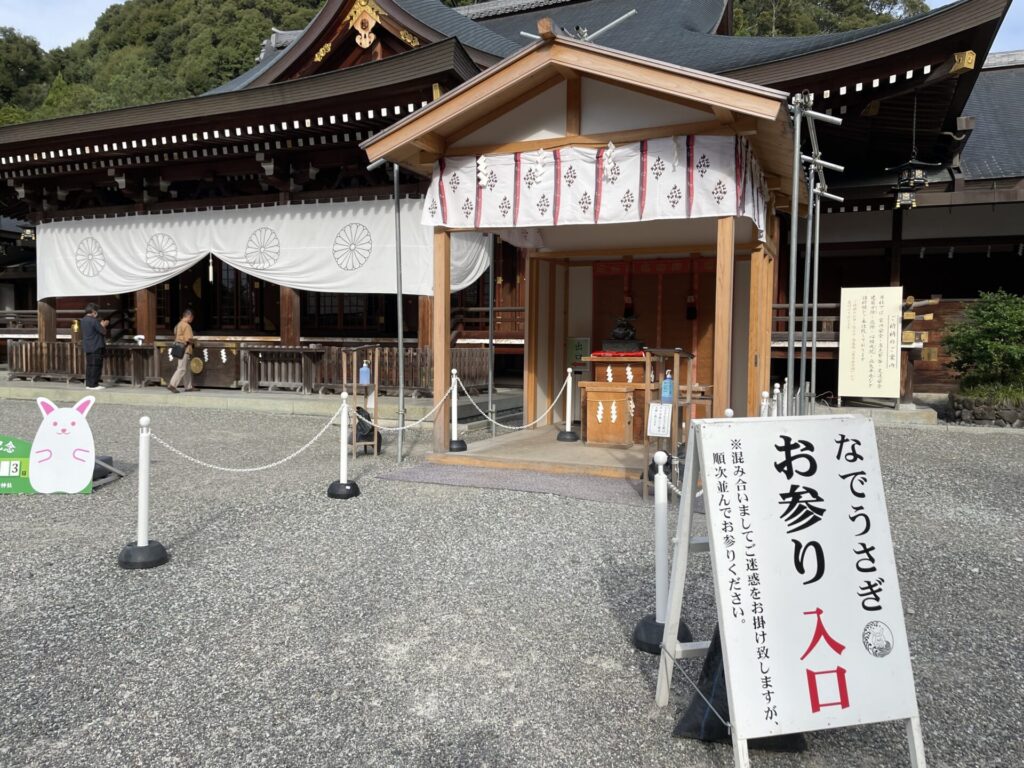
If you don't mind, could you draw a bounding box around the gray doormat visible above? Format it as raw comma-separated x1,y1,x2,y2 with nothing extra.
379,463,647,507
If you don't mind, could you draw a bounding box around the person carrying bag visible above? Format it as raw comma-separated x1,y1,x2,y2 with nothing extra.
167,309,199,393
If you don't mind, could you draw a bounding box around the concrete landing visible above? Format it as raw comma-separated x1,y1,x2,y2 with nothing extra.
428,424,648,480
0,379,523,422
828,404,938,425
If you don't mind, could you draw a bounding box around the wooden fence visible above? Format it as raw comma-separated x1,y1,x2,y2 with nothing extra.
316,346,489,395
7,341,143,384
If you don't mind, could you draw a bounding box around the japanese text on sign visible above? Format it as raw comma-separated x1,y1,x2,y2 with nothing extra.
697,416,919,740
838,287,903,399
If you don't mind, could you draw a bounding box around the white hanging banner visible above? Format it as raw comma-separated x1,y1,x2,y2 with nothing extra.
37,199,491,299
422,134,769,241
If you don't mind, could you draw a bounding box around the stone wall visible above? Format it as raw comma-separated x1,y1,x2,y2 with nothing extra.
948,393,1024,427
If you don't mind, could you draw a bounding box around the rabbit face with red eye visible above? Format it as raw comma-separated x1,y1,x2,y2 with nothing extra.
29,396,97,494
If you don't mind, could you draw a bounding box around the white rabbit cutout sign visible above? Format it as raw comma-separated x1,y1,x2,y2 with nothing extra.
29,396,96,494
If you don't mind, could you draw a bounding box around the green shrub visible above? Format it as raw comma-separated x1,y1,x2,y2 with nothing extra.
957,382,1024,407
944,290,1024,388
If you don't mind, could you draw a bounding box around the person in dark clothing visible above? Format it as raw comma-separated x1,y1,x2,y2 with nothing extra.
81,302,109,390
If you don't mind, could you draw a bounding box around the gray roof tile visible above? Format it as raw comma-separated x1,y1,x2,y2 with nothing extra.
961,66,1024,180
479,0,727,41
395,0,522,57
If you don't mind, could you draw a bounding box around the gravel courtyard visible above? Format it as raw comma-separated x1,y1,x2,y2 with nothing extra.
1,398,1022,767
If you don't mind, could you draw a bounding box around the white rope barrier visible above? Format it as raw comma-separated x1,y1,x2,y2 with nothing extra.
151,404,342,473
352,379,456,432
458,371,571,431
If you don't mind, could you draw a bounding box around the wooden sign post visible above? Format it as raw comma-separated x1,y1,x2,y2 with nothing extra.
656,415,927,767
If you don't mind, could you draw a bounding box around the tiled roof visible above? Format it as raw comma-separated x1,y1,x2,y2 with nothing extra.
396,0,521,57
479,0,727,41
961,63,1024,180
458,0,580,19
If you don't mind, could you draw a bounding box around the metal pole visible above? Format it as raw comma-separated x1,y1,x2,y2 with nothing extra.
137,416,150,547
810,184,823,412
488,243,496,439
787,96,803,416
653,451,669,624
800,166,815,414
393,164,405,463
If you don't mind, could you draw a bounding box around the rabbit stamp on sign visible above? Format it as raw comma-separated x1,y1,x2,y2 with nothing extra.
29,396,96,494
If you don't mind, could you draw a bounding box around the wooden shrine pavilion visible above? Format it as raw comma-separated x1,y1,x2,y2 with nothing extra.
363,25,796,451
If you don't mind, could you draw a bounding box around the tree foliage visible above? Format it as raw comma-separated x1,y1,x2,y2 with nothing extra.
0,0,933,127
0,0,323,126
944,290,1024,388
734,0,929,37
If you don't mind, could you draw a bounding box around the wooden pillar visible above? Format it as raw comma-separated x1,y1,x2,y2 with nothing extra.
418,296,432,348
747,245,772,416
890,208,903,286
279,286,300,346
524,253,538,424
135,287,157,342
38,298,57,343
432,229,452,453
713,216,735,417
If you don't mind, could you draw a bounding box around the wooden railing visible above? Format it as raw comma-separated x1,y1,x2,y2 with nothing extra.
7,341,145,384
771,303,840,343
317,346,489,395
457,306,525,336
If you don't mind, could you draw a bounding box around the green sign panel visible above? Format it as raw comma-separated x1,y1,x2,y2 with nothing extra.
0,435,33,494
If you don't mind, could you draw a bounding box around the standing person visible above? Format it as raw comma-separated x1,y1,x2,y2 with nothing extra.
81,302,108,390
167,309,198,393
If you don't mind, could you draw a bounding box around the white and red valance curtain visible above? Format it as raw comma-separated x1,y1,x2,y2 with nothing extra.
421,135,768,245
37,198,492,300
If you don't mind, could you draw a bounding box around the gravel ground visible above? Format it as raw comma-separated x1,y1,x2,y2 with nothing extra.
0,398,1022,768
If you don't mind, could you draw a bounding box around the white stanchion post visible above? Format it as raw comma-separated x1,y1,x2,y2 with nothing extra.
653,451,669,622
632,451,686,654
117,416,168,569
557,367,579,442
328,392,360,499
449,368,467,452
725,408,735,419
760,391,770,417
772,382,781,417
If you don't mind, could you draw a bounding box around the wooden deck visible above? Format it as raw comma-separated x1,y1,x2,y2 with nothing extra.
426,424,647,480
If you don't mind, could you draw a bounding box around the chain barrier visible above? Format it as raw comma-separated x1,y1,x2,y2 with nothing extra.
665,454,703,507
458,373,570,431
351,380,456,432
151,404,342,473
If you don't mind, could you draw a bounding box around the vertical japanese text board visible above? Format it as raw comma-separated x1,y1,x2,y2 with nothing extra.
655,415,927,768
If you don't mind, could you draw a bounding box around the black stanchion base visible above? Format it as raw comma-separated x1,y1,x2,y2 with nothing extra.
556,430,580,442
327,480,361,499
117,540,168,570
449,439,468,452
632,613,694,655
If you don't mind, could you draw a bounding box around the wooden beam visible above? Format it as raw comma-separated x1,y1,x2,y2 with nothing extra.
746,244,773,416
38,298,56,343
546,260,556,425
712,106,735,125
713,216,735,417
411,132,446,155
534,242,759,260
566,75,581,136
279,286,300,346
135,287,157,342
446,117,756,158
418,296,432,348
432,229,452,454
524,252,538,425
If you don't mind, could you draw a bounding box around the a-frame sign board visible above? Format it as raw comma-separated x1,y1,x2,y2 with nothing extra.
655,415,927,767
